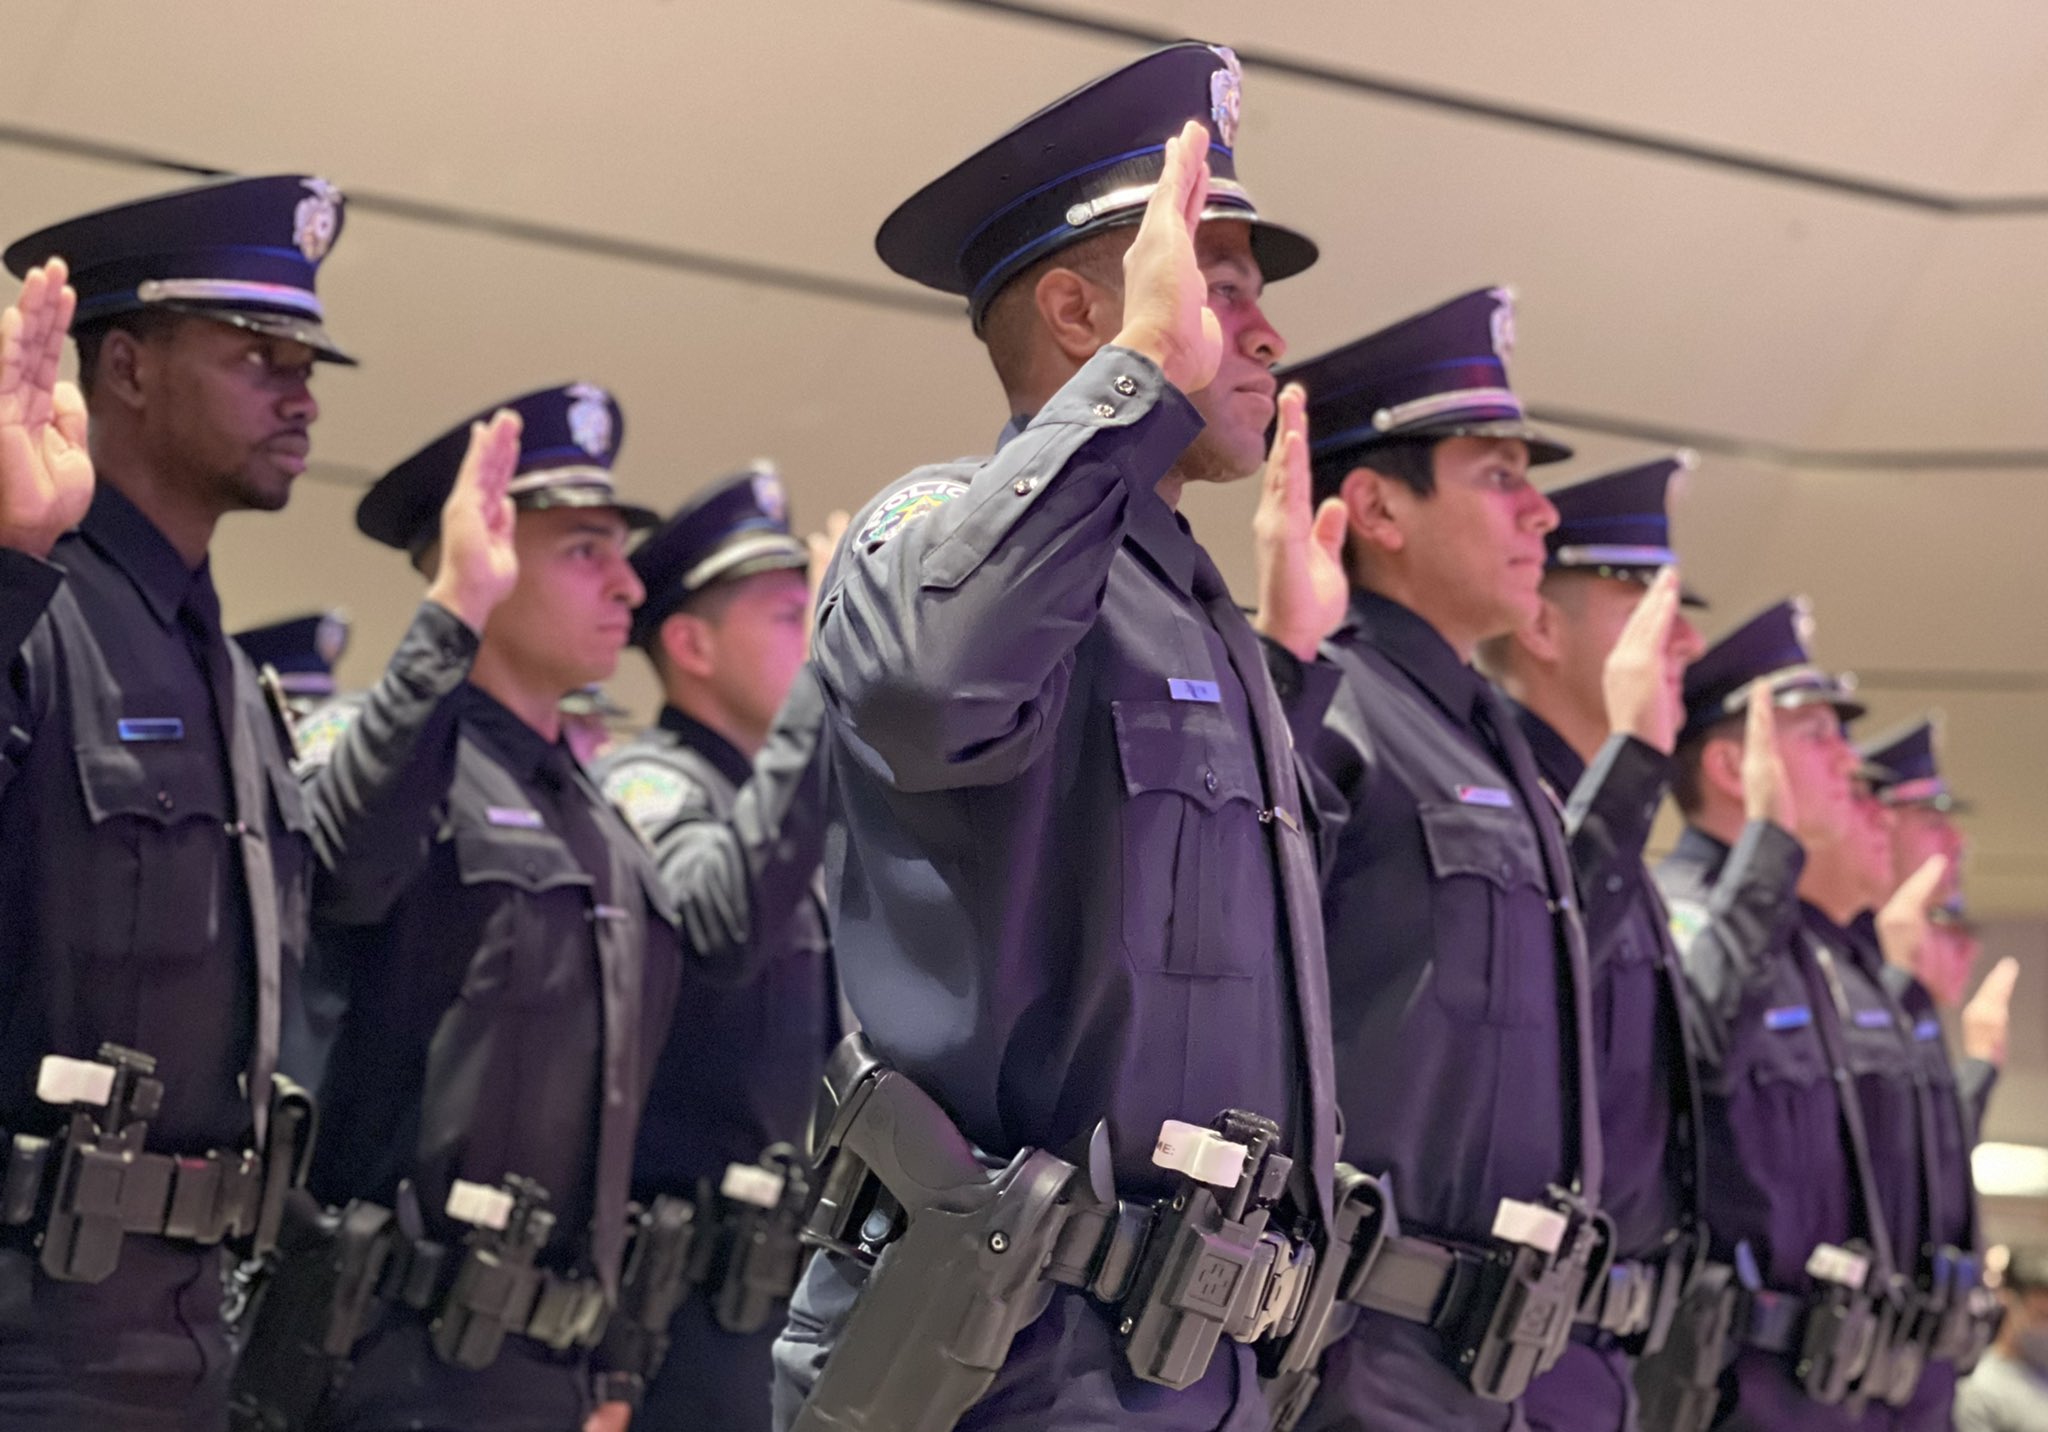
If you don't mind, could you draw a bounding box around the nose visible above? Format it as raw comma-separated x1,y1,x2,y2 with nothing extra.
1238,300,1285,368
280,377,317,427
611,551,645,608
1670,611,1705,665
1526,485,1559,535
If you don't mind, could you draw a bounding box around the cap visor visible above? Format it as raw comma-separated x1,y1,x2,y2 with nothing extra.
518,488,661,530
164,304,356,365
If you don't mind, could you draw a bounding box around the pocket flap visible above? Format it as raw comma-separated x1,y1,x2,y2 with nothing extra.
1417,800,1544,892
1112,698,1260,812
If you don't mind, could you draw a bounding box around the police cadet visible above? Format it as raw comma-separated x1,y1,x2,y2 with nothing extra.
1474,457,1710,1431
259,386,683,1432
593,468,839,1432
0,179,499,1432
775,43,1347,1432
1860,718,2015,1425
1278,287,1603,1432
1641,599,1892,1431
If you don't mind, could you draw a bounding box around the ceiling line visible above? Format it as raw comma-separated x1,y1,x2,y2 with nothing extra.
1850,669,2048,694
1530,405,2048,471
927,0,2048,216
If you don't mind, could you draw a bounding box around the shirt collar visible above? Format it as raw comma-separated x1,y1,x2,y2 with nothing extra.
1672,823,1732,879
1343,589,1490,729
1510,699,1587,795
999,410,1197,596
75,482,201,628
657,704,752,788
461,683,569,786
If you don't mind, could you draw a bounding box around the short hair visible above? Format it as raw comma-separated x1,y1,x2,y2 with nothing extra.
981,229,1131,400
2005,1246,2048,1295
638,576,749,672
73,310,186,400
1311,435,1438,509
1672,716,1742,816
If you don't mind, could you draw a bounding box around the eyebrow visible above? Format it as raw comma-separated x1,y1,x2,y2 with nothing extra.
560,519,627,541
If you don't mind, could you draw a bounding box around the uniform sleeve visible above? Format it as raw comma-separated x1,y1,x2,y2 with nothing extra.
0,548,62,662
1562,734,1671,960
1670,819,1805,1065
1957,1057,1999,1147
602,665,829,987
814,346,1201,793
301,601,479,926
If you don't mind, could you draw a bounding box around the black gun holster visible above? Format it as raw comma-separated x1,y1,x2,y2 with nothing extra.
595,1195,699,1383
701,1144,813,1336
791,1036,1314,1432
1632,1259,1741,1432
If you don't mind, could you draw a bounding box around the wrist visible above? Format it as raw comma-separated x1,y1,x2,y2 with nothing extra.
424,581,490,637
1109,329,1179,389
1253,612,1321,664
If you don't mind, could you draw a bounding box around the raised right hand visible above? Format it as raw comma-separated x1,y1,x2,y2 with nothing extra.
1876,853,1949,977
1740,679,1797,832
0,259,92,558
1111,119,1225,396
1601,567,1686,754
425,410,522,634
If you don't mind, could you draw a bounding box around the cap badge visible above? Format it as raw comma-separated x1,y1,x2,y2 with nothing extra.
1209,47,1243,149
751,466,788,524
1489,287,1517,363
293,178,342,263
566,383,614,458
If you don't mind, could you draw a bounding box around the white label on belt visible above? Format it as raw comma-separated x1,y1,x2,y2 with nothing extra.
445,1179,514,1231
721,1162,787,1209
1492,1197,1568,1255
36,1055,116,1108
1152,1120,1249,1188
1807,1243,1871,1289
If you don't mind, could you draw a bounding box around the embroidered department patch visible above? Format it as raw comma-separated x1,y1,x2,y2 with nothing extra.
602,760,704,836
1666,901,1708,948
857,479,967,549
290,695,362,769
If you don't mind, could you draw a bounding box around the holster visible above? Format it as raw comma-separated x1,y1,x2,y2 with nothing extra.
1631,1260,1740,1432
708,1145,812,1335
1926,1246,2002,1373
227,1194,396,1432
1794,1273,1882,1405
1445,1188,1612,1402
1259,1164,1394,1432
598,1195,699,1381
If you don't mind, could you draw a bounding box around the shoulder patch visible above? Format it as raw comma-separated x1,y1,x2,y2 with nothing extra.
1667,900,1708,950
291,695,363,771
602,759,705,837
857,479,968,549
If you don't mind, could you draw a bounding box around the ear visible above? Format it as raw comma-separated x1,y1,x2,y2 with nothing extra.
658,611,717,682
1340,465,1406,559
96,328,151,411
1701,733,1744,807
1517,590,1565,665
1035,265,1121,367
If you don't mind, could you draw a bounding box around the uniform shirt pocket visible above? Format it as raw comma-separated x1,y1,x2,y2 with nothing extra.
1112,699,1268,979
450,823,593,1007
1416,800,1550,1027
72,741,230,965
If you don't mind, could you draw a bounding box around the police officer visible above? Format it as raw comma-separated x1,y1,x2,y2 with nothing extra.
1475,457,1710,1430
774,43,1344,1432
292,385,682,1432
0,179,498,1432
595,468,840,1431
1648,599,1887,1430
1280,287,1602,1432
1860,719,2014,1426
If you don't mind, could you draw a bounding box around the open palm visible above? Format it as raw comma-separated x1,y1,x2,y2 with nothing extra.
0,259,92,557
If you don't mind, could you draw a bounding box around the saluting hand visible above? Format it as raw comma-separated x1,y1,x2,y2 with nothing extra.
1602,568,1687,754
426,409,522,635
1252,383,1349,661
1962,956,2019,1068
583,1399,631,1432
1740,679,1797,834
1112,120,1225,396
0,259,91,558
1876,853,1949,978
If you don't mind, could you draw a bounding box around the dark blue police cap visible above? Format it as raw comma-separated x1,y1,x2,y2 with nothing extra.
1545,453,1707,607
1858,716,1971,814
4,174,353,364
232,610,349,697
1280,287,1570,493
629,464,808,647
876,41,1316,331
1680,597,1864,745
357,382,657,557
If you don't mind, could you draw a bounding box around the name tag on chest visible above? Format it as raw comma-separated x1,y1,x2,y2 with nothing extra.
486,805,546,830
1167,678,1221,704
1764,1004,1812,1031
1456,784,1514,809
117,717,185,743
1854,1008,1896,1031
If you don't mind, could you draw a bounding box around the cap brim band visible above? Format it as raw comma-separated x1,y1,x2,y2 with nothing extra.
150,303,356,365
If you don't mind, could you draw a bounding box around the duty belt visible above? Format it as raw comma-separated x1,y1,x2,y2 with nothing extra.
1,1045,313,1281
1571,1232,1702,1353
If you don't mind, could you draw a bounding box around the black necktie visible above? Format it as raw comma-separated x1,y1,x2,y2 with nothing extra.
1471,679,1603,1205
537,745,634,1293
177,571,280,1145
